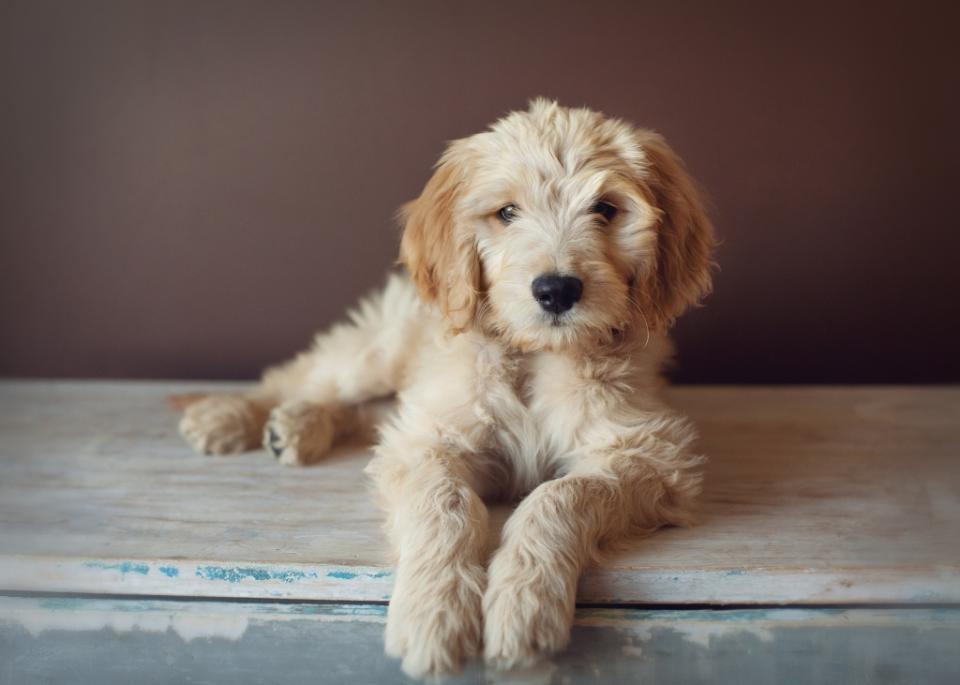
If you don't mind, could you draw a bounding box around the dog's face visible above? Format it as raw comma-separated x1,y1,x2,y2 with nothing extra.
401,100,715,351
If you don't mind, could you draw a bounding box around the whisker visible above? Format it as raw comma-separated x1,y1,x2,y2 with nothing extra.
625,293,652,349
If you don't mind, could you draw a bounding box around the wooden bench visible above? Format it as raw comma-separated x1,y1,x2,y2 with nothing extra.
1,381,958,683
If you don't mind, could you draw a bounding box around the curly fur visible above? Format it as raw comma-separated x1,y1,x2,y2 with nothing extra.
178,99,716,678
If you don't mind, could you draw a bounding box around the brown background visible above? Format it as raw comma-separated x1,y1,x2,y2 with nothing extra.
1,1,958,383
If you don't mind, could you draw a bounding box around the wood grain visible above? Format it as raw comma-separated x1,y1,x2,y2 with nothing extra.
0,381,957,603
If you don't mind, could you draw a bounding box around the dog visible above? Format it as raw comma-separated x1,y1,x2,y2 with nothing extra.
179,99,716,677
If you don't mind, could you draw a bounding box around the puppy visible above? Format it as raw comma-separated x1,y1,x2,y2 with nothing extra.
179,99,716,677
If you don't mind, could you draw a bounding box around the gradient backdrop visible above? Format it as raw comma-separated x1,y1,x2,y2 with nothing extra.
1,1,958,383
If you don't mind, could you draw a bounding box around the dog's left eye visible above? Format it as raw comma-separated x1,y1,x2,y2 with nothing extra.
591,201,618,223
497,204,519,224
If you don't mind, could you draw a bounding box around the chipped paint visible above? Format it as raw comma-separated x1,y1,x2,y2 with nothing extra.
0,597,390,633
81,560,390,586
675,621,774,648
193,564,390,584
82,561,149,575
6,603,249,642
326,570,358,580
3,596,959,684
194,565,319,584
2,556,956,604
327,569,393,581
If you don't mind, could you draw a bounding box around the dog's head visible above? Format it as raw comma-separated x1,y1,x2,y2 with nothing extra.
400,99,715,351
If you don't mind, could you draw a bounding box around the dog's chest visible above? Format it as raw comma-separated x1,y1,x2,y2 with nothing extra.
470,345,598,480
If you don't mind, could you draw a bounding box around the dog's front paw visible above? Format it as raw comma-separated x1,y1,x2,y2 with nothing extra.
263,401,335,466
385,562,485,679
179,395,263,455
483,550,575,670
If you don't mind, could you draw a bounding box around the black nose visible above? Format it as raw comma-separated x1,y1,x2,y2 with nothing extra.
531,274,583,314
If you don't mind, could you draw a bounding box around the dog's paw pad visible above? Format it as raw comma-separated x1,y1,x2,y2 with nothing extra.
179,395,261,455
262,402,335,466
264,426,285,459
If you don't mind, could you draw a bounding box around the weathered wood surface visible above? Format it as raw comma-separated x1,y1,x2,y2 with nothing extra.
2,597,958,684
0,381,958,603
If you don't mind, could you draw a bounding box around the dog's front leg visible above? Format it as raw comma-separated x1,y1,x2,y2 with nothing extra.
483,422,704,669
368,446,489,679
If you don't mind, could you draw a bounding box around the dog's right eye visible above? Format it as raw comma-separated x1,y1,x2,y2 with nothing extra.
497,205,519,224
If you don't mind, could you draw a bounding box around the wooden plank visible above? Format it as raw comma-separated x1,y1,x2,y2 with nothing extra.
0,381,958,603
2,597,958,684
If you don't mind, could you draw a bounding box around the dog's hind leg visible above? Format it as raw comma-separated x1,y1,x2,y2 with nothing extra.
180,273,424,460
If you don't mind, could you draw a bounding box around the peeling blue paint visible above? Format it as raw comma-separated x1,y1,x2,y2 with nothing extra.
327,569,392,581
326,571,357,580
190,565,392,584
80,561,394,585
269,569,319,583
194,565,320,584
84,561,150,575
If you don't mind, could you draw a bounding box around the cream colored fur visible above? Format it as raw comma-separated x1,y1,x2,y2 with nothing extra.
179,100,716,678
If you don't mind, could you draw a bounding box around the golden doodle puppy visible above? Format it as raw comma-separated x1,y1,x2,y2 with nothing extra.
179,99,716,677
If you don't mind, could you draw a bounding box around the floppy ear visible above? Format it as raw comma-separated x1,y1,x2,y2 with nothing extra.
399,144,481,333
633,131,717,329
